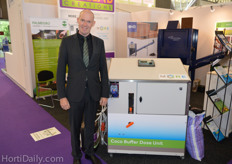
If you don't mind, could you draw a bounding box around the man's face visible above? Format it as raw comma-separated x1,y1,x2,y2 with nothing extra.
77,10,95,37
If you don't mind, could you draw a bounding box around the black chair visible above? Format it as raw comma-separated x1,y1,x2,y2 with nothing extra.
37,70,58,108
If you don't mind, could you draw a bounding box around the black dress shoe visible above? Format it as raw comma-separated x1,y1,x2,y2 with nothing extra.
85,154,102,164
73,158,81,164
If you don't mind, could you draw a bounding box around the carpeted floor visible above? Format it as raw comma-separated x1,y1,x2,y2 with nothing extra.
1,57,232,164
0,59,106,164
36,90,232,164
0,57,5,69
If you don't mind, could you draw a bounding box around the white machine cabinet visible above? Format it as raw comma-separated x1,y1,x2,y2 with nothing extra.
107,58,191,158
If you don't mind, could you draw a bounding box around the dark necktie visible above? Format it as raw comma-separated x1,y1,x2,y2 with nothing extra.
83,37,89,67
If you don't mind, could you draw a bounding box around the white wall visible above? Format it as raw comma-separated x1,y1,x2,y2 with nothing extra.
115,12,131,58
6,0,26,90
150,10,170,29
6,1,57,97
169,4,232,85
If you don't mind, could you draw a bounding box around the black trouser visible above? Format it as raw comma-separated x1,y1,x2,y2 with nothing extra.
68,88,98,159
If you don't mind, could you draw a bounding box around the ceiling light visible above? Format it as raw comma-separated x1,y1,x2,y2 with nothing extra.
170,9,174,15
148,4,152,8
210,6,215,12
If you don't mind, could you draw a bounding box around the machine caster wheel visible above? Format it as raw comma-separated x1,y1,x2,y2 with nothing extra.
109,153,113,158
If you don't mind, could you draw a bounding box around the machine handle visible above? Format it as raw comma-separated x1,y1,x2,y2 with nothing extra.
139,96,142,102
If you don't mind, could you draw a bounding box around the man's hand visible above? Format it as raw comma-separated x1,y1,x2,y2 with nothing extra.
60,97,70,110
100,97,108,107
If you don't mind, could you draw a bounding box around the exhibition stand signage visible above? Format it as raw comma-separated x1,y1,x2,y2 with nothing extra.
30,18,69,97
59,0,114,12
58,0,115,58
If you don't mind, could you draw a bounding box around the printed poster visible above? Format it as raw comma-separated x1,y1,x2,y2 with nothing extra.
30,18,69,97
127,22,158,58
58,0,115,58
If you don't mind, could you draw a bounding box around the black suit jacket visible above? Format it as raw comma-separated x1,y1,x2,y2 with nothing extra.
56,33,109,102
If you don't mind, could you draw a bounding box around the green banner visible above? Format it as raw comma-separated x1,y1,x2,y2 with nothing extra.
33,39,61,78
31,18,69,97
32,39,62,96
216,22,232,28
108,138,185,149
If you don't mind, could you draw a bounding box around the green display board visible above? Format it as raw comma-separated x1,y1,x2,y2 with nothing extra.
30,18,69,97
32,32,63,96
0,20,11,43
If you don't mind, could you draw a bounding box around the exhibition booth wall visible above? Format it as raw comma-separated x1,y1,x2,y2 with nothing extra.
4,0,232,97
5,0,58,97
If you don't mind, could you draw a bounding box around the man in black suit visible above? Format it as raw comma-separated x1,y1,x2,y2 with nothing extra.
56,9,109,164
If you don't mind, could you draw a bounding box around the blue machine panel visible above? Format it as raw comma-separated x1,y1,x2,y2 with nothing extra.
158,29,198,80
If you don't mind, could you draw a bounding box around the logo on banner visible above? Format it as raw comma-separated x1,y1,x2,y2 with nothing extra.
97,26,109,31
159,74,188,80
127,22,137,32
168,36,181,42
62,21,67,27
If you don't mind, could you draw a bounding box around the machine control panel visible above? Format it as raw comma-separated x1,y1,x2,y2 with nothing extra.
138,59,155,67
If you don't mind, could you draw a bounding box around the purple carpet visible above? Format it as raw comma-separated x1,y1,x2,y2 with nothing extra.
0,57,5,69
0,61,106,163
